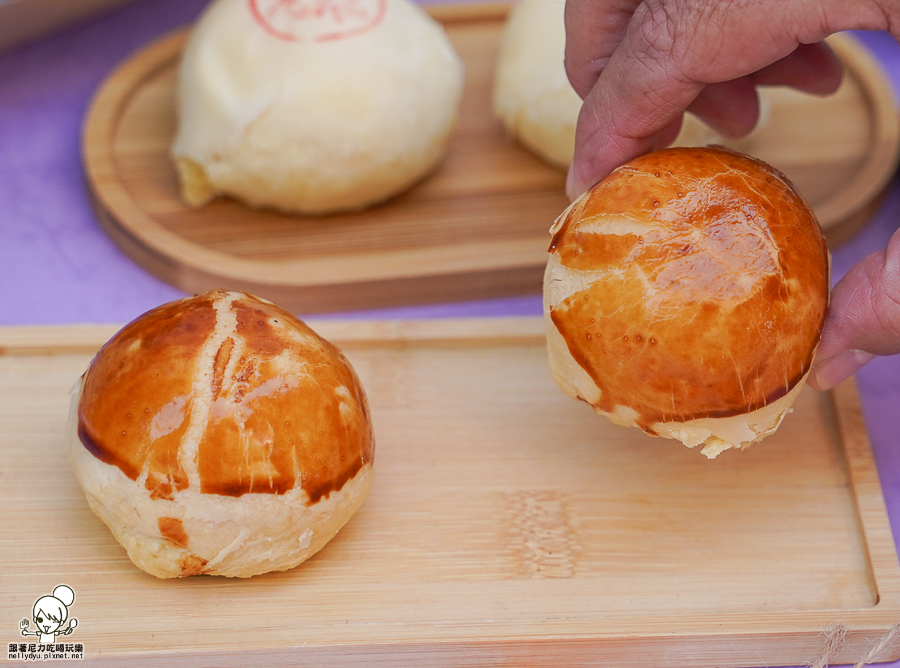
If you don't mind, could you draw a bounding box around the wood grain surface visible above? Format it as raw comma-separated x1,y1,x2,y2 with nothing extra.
2,319,900,667
81,6,900,314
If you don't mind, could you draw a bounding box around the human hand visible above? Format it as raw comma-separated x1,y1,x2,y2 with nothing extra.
562,0,896,199
564,0,900,388
808,227,900,389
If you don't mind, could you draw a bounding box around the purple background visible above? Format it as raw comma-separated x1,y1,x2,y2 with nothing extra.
2,0,900,664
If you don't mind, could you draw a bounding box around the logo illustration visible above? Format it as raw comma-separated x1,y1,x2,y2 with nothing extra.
8,585,83,662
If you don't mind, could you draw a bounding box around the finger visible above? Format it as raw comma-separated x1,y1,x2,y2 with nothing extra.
564,0,643,99
686,77,761,138
663,44,838,142
566,0,778,198
752,41,843,94
809,230,900,390
566,0,885,199
565,59,819,195
654,114,684,149
566,33,706,198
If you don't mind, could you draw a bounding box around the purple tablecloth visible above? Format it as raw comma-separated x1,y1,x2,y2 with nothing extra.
2,0,900,664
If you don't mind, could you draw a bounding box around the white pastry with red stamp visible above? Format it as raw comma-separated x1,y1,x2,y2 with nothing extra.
172,0,464,215
248,0,387,43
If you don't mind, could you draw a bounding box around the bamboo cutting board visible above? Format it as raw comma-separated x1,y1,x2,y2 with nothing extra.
81,5,900,314
1,318,900,667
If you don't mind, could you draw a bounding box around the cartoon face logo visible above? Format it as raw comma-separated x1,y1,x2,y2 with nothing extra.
20,585,78,644
248,0,387,43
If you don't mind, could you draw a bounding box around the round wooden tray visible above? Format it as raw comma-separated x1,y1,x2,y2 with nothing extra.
83,7,900,314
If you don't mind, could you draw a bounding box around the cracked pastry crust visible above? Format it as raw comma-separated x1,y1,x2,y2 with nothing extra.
543,146,830,458
68,290,374,577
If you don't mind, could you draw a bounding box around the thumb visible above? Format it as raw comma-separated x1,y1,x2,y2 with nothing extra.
809,229,900,390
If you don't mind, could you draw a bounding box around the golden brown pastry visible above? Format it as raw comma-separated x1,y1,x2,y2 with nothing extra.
544,147,830,458
68,290,374,577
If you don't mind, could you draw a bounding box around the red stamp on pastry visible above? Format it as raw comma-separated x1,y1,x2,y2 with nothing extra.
249,0,387,42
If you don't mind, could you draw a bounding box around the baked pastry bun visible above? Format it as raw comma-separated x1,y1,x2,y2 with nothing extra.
172,0,464,214
492,0,582,169
544,147,830,458
68,290,374,577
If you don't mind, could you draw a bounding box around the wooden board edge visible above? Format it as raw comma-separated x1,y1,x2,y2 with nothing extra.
817,32,900,229
91,189,550,285
823,180,892,248
422,0,510,23
0,317,548,356
80,12,900,307
80,5,549,298
80,28,231,277
4,321,900,665
833,377,900,611
89,186,548,312
53,625,900,668
81,28,187,182
0,323,122,356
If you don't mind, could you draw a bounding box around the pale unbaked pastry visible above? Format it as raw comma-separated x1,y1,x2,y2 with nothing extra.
544,147,830,458
172,0,464,214
68,290,374,578
492,0,581,168
491,0,787,172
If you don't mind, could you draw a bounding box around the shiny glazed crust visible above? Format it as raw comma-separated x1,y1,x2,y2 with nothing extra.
544,147,829,456
69,290,375,577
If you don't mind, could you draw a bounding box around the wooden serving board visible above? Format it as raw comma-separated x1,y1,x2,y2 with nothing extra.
1,318,900,667
82,5,900,314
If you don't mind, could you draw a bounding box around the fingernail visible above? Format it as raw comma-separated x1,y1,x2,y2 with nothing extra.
565,166,585,202
810,349,875,390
